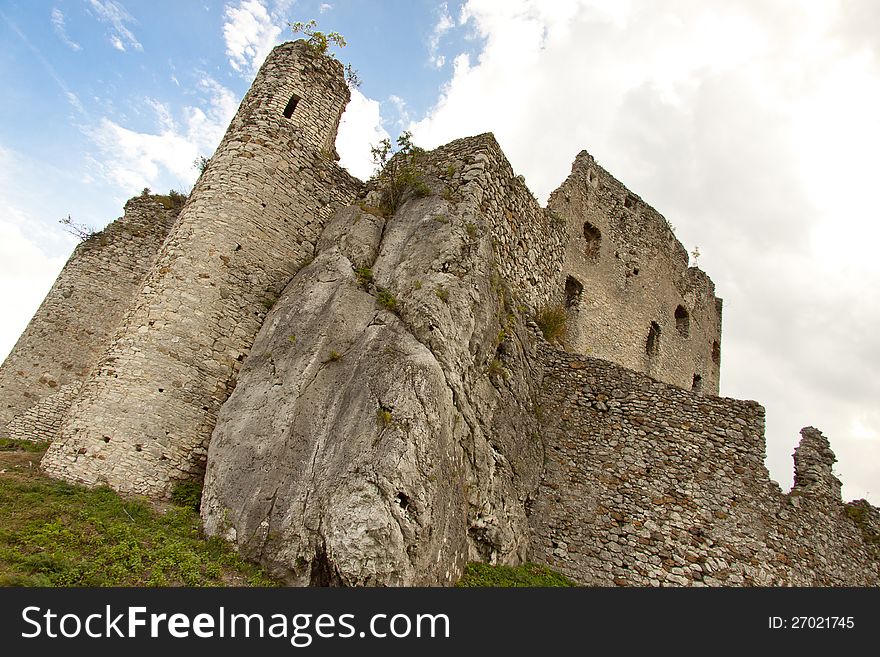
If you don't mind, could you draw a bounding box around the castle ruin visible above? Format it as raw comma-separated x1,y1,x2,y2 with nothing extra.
1,40,877,586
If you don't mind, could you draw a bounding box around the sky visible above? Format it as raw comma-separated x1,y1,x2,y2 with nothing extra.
0,0,878,503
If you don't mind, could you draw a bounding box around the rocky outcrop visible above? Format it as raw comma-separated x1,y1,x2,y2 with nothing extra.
202,170,545,585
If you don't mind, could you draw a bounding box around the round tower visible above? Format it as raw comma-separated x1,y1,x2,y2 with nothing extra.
42,41,364,496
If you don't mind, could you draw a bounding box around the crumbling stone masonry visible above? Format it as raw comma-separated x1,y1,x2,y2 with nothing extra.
0,196,179,441
529,344,880,585
41,41,363,496
550,152,722,394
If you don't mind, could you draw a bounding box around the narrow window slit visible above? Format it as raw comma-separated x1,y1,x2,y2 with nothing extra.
583,222,601,262
283,94,301,119
675,305,690,338
646,322,661,356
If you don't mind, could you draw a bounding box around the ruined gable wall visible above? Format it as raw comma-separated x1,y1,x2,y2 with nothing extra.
42,41,363,496
529,344,880,586
548,151,722,394
0,196,179,441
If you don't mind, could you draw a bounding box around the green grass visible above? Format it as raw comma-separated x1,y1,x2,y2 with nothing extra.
535,304,568,343
456,562,576,587
376,407,393,429
376,287,398,314
0,445,276,587
169,480,203,512
0,438,49,453
353,266,373,288
151,190,187,211
487,358,507,380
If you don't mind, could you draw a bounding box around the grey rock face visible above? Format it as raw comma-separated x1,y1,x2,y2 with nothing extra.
202,186,544,585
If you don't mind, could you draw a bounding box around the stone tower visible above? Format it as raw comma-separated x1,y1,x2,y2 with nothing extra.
42,41,363,496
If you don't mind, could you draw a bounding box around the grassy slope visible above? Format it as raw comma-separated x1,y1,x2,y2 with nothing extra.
0,440,275,586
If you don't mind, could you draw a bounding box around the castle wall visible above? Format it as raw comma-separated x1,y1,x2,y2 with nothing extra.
42,41,363,496
548,151,722,394
412,134,567,310
0,196,179,440
6,382,82,443
529,344,880,585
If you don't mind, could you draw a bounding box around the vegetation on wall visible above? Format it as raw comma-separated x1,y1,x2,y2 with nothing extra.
58,214,97,242
370,131,431,217
535,304,568,343
289,19,346,55
289,19,360,88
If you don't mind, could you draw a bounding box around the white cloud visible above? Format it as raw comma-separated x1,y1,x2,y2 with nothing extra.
51,8,81,51
86,77,238,192
388,94,411,129
428,3,454,68
336,89,391,181
0,146,74,362
223,0,285,77
64,91,85,115
412,0,880,503
0,215,69,362
319,3,333,13
86,0,143,52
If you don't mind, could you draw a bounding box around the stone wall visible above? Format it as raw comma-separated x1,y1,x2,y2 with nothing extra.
42,41,363,496
548,151,722,394
409,134,567,311
529,343,880,585
0,196,179,440
6,382,82,443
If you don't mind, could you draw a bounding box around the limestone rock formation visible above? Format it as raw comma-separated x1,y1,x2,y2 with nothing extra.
202,173,544,585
